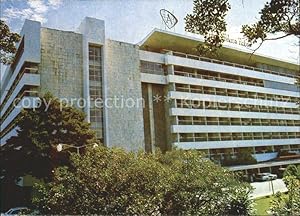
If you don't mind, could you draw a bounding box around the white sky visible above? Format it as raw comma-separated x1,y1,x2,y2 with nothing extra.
1,0,299,80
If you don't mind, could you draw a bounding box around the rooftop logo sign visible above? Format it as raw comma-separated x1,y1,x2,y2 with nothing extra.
160,9,178,29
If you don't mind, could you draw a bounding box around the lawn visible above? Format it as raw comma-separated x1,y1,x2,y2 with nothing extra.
254,196,273,216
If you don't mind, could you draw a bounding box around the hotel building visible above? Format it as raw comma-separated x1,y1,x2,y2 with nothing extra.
1,17,299,173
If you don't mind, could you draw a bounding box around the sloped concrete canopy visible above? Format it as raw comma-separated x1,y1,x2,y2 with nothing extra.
139,29,299,73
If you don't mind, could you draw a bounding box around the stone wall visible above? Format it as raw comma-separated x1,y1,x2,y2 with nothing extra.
39,28,83,103
104,40,145,151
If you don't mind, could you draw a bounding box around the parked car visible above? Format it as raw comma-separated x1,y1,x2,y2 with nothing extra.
1,207,39,216
268,173,278,180
2,207,29,215
255,173,271,181
255,173,277,181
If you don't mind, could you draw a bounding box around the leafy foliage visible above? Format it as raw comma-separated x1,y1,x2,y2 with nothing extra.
283,164,300,179
0,20,20,64
33,147,254,215
185,0,231,57
0,93,97,183
242,0,300,47
270,165,300,215
270,175,300,215
185,0,299,56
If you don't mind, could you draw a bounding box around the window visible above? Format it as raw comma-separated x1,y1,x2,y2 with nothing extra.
89,85,102,100
89,45,103,139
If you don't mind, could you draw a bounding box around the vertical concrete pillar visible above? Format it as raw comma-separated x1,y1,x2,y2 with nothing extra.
167,64,175,75
164,62,177,150
147,84,156,153
81,36,90,122
207,149,211,158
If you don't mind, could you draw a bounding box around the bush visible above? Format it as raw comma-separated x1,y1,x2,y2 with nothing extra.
270,165,300,215
270,176,300,216
283,164,300,179
33,147,254,215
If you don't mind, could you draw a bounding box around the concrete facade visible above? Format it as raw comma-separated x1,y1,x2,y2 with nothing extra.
138,29,300,171
39,28,83,101
104,40,145,151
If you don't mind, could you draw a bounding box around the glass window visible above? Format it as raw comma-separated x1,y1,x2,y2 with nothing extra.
88,45,103,139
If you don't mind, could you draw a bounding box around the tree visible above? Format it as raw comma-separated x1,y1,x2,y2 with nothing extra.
0,20,20,64
33,148,254,215
0,92,97,184
283,164,300,179
185,0,231,57
270,166,300,215
185,0,300,55
242,0,300,50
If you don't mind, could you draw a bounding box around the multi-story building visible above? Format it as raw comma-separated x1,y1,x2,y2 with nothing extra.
1,17,299,173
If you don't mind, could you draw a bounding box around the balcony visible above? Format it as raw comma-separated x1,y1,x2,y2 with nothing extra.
163,49,299,79
165,52,296,85
1,91,39,129
1,93,39,136
0,126,18,146
174,138,300,150
1,72,40,117
174,70,264,87
172,125,300,134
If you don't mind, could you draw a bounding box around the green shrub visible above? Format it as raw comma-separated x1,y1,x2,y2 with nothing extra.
283,165,300,179
270,165,300,215
270,176,300,216
33,147,254,215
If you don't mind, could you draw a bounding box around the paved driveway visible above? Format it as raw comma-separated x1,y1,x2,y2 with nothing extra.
250,179,287,198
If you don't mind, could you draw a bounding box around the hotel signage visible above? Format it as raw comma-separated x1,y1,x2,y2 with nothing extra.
160,9,178,29
224,34,250,48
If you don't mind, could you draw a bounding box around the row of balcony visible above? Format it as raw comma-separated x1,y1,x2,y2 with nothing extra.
1,66,38,109
162,49,299,79
174,83,298,103
176,99,300,114
178,132,300,142
177,116,300,127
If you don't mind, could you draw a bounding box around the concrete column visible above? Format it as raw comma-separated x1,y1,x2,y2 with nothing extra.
81,36,90,122
207,149,211,158
172,90,180,143
147,84,156,153
167,64,175,75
